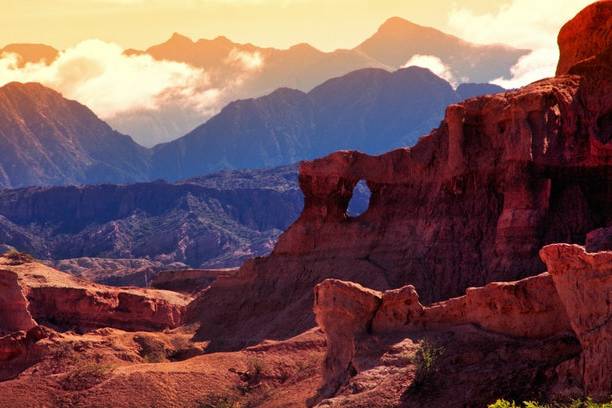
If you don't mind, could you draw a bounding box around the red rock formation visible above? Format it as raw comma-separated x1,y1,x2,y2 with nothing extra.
0,327,46,362
556,0,612,75
314,242,611,401
0,254,190,332
372,272,572,338
540,244,612,401
0,269,36,334
586,226,612,252
151,268,238,293
314,279,382,395
189,1,612,350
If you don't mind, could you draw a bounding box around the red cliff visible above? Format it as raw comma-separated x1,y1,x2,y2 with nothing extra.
556,0,612,75
188,1,612,351
313,243,611,404
0,253,190,333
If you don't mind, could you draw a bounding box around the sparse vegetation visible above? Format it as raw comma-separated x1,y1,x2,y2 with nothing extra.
235,356,268,395
2,249,34,265
196,394,240,408
245,356,265,384
61,363,114,391
411,340,444,389
489,398,612,408
134,334,168,363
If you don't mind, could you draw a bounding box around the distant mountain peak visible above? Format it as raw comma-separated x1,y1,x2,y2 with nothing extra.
373,16,445,39
168,32,193,44
379,16,419,29
288,42,319,53
1,81,58,96
212,35,233,44
0,43,59,66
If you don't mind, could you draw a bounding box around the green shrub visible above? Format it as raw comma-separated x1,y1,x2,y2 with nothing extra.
489,399,612,408
3,249,34,265
61,363,114,391
134,334,167,363
246,357,265,384
197,394,239,408
412,340,444,389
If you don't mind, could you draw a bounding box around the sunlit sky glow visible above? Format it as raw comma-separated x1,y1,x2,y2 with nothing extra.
0,0,594,132
0,0,590,52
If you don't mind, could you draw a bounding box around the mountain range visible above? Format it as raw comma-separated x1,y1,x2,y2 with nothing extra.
0,165,301,271
0,162,374,284
1,17,526,145
0,82,150,188
0,69,502,188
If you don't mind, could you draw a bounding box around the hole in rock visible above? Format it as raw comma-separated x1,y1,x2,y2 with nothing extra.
596,110,612,143
347,180,372,218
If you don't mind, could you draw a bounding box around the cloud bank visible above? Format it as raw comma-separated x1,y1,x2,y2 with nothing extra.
447,0,592,88
0,39,220,119
402,54,456,86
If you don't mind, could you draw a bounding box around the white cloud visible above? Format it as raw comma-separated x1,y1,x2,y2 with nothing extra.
402,54,456,86
0,39,218,119
491,48,558,89
447,0,592,87
225,48,263,71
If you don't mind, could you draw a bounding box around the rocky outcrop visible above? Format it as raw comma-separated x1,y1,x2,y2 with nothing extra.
0,326,47,361
189,0,612,350
586,226,612,252
372,272,572,338
0,254,190,332
540,244,612,401
151,268,238,293
0,269,36,334
314,242,612,401
556,0,612,75
314,280,382,395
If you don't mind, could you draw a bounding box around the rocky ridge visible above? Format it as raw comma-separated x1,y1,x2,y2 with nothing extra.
187,0,612,352
0,254,190,335
314,243,611,402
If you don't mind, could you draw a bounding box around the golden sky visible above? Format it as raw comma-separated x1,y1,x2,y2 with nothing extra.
0,0,593,142
2,0,516,51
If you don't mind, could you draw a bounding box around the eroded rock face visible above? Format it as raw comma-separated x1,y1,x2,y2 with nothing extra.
540,244,612,401
0,255,190,332
314,272,574,396
0,269,36,334
151,268,238,293
556,0,612,75
315,241,612,402
586,226,612,252
314,279,382,395
372,272,572,338
190,26,612,349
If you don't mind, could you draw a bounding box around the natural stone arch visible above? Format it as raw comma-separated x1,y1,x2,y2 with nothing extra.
346,179,372,218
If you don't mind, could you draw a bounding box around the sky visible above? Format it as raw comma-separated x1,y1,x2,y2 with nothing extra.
0,0,594,127
0,0,589,52
1,0,511,51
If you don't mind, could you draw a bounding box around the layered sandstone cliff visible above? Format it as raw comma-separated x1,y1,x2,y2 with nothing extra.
188,1,612,351
540,244,612,401
556,0,612,76
314,243,611,402
0,253,190,334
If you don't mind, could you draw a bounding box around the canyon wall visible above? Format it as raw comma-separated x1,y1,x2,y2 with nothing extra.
188,0,612,350
0,254,190,333
314,243,611,402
